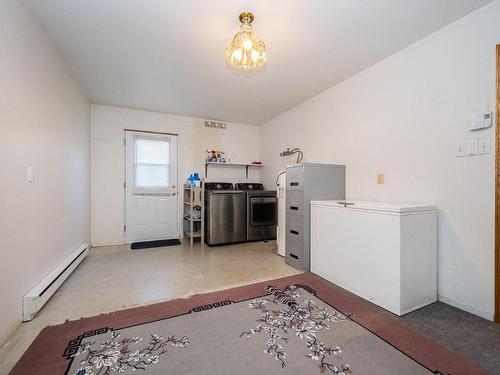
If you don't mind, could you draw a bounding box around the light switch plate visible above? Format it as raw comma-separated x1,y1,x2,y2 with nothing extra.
27,166,34,183
466,140,477,156
477,138,491,155
455,142,465,157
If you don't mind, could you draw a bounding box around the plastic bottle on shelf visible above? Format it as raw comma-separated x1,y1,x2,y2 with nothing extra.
193,173,201,187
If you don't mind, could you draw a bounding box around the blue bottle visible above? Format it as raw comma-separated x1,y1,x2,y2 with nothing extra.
193,173,201,187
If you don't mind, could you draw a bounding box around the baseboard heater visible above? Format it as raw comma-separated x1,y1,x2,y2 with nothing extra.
22,243,90,321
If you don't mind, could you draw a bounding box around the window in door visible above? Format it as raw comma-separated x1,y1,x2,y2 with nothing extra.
133,135,171,194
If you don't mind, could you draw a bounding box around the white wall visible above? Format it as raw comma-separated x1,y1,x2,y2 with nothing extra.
91,105,261,246
261,1,499,320
0,1,90,340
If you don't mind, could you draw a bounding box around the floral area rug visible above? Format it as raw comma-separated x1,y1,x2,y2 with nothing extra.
9,273,491,375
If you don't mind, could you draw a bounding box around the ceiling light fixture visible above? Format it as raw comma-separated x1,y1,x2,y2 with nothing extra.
225,12,266,70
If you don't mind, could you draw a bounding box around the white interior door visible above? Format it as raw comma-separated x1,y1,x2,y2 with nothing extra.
125,131,178,242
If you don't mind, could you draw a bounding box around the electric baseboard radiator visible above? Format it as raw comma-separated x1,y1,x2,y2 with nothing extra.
22,243,90,321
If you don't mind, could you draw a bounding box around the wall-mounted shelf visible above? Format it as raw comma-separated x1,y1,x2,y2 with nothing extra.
204,162,264,179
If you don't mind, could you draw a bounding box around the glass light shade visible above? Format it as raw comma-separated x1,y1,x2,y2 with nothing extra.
225,15,266,70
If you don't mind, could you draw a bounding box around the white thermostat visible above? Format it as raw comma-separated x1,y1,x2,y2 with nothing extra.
470,111,493,131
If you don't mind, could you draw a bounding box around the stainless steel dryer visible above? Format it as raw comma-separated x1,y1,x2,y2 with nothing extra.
204,182,246,246
235,183,277,242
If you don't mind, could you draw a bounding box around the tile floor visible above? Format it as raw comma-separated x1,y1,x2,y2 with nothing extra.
0,240,300,374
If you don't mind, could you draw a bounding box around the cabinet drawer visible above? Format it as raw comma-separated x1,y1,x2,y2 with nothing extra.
286,214,303,239
286,167,304,190
286,190,304,216
286,230,303,264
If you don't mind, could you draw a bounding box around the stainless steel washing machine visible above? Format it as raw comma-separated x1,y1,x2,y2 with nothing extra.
235,183,277,242
204,182,246,246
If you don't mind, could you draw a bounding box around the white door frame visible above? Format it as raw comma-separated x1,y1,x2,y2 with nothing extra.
123,129,180,243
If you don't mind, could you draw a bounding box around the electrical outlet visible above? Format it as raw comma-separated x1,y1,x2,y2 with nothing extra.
455,142,465,157
377,173,385,185
477,138,491,155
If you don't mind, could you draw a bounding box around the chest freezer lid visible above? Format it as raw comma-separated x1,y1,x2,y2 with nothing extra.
310,200,437,213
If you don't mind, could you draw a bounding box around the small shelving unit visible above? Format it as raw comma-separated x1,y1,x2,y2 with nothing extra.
183,182,204,246
204,162,264,179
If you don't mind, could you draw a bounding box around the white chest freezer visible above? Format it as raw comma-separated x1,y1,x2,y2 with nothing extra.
310,200,438,316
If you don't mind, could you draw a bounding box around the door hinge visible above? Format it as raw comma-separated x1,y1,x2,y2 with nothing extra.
124,225,126,232
124,181,126,189
123,138,126,146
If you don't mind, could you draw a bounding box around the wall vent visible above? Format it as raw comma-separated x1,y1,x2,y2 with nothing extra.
204,120,226,129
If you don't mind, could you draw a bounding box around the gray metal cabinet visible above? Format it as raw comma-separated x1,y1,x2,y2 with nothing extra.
285,163,346,271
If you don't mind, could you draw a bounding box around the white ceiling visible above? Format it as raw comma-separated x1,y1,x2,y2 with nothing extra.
24,0,492,125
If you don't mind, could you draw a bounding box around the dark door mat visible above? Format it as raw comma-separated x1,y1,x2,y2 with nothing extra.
131,239,181,250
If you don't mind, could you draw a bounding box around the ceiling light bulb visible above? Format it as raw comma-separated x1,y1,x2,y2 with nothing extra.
243,40,252,50
232,49,242,61
225,12,266,70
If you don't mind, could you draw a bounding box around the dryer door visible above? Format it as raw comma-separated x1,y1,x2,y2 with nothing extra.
249,196,277,227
